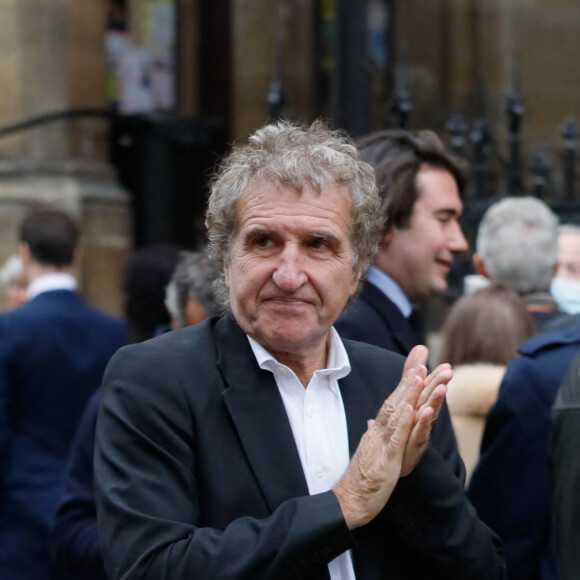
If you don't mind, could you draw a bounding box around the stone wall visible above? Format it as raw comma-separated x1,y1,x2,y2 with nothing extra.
231,0,316,138
395,0,580,170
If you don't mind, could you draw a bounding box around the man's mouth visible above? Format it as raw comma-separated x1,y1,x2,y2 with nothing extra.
264,296,314,310
436,259,451,272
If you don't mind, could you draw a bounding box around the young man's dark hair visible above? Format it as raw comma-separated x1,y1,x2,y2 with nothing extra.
357,129,468,236
336,128,469,356
19,209,79,267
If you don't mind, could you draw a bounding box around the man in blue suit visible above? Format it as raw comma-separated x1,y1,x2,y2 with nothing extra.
0,208,128,579
335,129,469,356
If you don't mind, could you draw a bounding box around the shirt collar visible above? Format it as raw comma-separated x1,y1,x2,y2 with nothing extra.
366,266,413,318
247,327,351,380
27,273,77,300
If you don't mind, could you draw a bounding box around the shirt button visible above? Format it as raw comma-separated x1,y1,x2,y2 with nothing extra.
277,367,287,375
306,407,314,417
315,466,326,478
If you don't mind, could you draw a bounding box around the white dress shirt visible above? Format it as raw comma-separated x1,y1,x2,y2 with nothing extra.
248,328,357,580
366,265,412,318
26,272,77,300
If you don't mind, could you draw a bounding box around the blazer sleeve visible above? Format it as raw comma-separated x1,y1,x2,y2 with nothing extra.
430,399,467,483
550,355,580,580
384,445,506,579
94,344,354,580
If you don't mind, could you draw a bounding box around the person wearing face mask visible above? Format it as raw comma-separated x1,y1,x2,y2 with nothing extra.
550,224,580,315
469,213,580,579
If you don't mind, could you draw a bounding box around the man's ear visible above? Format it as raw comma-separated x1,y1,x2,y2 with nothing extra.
72,247,83,269
380,229,393,250
349,263,363,295
223,260,230,288
472,253,489,278
18,242,32,268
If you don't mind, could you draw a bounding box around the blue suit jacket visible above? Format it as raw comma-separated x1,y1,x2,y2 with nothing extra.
95,311,505,580
0,290,127,580
468,320,580,580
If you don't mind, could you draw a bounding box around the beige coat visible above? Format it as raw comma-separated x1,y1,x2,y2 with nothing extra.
445,364,505,486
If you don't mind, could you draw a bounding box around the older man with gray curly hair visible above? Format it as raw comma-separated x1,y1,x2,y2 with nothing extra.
95,120,505,580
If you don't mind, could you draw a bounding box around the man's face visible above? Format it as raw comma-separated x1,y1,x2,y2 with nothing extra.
224,179,361,360
376,164,468,303
556,231,580,281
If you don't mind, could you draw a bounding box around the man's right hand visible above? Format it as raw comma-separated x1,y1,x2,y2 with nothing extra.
332,345,452,529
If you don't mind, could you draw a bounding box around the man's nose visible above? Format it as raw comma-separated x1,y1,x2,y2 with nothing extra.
449,221,469,253
272,247,308,291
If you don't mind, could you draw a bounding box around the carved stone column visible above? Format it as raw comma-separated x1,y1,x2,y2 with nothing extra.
0,0,131,316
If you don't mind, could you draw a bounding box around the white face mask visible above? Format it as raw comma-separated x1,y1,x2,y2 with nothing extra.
551,277,580,314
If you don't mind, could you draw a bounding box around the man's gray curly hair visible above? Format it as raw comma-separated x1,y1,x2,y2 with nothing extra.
205,119,382,308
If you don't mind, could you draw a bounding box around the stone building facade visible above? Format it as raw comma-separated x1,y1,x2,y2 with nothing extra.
1,0,578,313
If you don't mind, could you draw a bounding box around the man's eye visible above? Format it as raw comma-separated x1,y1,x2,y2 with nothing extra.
255,236,271,247
308,238,326,250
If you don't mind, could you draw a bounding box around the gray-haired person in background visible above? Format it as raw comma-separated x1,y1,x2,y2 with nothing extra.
473,196,570,331
550,223,580,315
164,249,222,330
0,254,27,310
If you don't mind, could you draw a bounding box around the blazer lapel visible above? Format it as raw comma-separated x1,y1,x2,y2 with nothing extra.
362,282,421,355
215,313,309,512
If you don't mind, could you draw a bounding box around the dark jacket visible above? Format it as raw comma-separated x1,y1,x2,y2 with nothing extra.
550,349,580,580
50,389,106,580
95,311,505,580
335,280,422,357
0,289,127,580
469,320,580,580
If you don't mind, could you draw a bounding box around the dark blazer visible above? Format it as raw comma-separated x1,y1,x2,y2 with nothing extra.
95,311,505,580
335,280,422,358
51,389,106,580
550,350,580,580
0,289,127,580
469,321,580,580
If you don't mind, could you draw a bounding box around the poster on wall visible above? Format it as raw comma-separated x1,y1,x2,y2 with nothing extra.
106,0,176,114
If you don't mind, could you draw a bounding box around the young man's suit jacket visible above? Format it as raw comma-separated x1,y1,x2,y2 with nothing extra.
335,280,422,357
0,289,128,580
95,311,505,580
